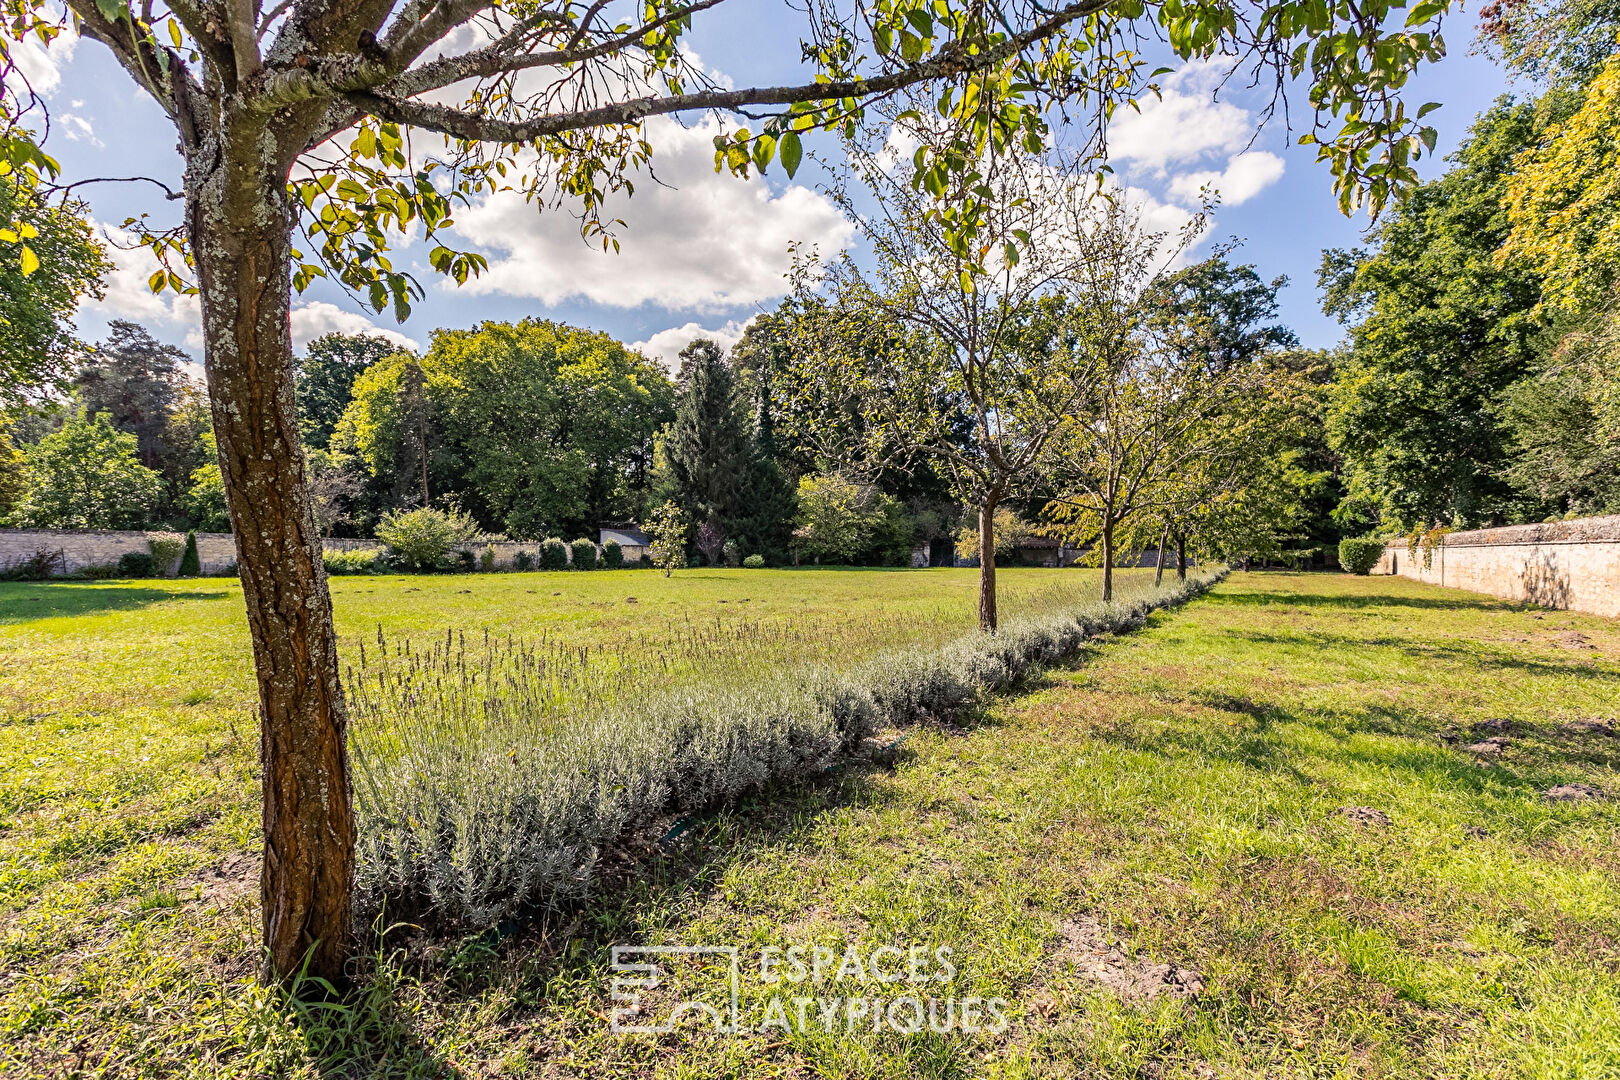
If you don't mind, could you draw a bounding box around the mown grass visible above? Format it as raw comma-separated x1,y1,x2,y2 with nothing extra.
2,570,1618,1077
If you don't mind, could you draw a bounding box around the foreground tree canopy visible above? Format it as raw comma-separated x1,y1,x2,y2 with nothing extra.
0,0,1464,983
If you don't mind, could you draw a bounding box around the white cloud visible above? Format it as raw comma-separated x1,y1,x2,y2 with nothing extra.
82,223,200,329
1108,63,1254,176
81,225,417,355
631,318,751,371
11,21,76,97
59,112,101,147
452,115,852,313
1166,151,1285,208
290,302,420,352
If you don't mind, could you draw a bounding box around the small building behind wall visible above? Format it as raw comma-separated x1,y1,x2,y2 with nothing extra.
599,526,652,564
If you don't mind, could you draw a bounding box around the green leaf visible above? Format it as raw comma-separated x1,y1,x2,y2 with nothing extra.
94,0,127,22
751,132,776,174
780,131,803,179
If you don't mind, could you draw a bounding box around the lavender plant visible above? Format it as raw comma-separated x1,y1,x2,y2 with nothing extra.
348,569,1226,926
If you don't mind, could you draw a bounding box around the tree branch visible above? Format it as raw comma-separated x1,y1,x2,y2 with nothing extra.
346,0,1107,144
46,175,185,200
228,0,263,81
392,0,729,97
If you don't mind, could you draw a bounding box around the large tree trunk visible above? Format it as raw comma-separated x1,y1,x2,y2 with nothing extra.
191,174,355,985
1177,533,1188,581
1100,517,1115,602
978,497,998,631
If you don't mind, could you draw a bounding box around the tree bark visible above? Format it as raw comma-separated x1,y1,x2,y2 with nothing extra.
1154,524,1168,588
1177,533,1187,580
1100,516,1115,602
191,176,355,986
978,497,998,631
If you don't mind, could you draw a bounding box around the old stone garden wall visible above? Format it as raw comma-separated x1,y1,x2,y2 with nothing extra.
0,529,239,575
1374,515,1620,618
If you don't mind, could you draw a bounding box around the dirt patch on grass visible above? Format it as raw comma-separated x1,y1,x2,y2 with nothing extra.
1544,783,1605,802
1336,806,1393,827
1051,916,1204,1002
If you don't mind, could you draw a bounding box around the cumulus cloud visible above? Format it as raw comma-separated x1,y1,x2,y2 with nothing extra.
631,318,751,371
452,115,852,313
58,111,101,147
1098,61,1287,223
1107,63,1256,176
82,223,200,329
1166,151,1286,208
81,224,418,356
290,302,420,352
10,22,75,97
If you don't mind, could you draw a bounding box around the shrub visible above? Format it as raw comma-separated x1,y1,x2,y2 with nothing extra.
178,531,201,577
118,551,155,577
147,532,185,576
456,548,476,572
570,539,598,570
638,553,654,567
349,568,1228,928
376,506,485,572
540,537,568,571
480,544,497,572
1,547,65,581
601,540,624,569
324,548,382,575
513,550,535,572
722,539,741,567
1338,537,1385,575
742,553,766,568
75,562,119,580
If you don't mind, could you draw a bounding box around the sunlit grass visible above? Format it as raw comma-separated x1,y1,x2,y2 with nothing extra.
2,570,1616,1077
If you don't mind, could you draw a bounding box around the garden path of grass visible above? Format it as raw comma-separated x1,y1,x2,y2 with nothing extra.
3,570,1619,1077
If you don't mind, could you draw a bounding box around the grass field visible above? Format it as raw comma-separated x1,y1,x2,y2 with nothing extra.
2,570,1618,1077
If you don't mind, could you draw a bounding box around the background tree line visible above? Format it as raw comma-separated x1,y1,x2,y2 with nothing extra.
1320,0,1620,536
1,176,1326,586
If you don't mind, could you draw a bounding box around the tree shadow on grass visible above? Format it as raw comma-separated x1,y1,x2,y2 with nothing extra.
1205,588,1518,613
1219,628,1620,683
0,582,231,625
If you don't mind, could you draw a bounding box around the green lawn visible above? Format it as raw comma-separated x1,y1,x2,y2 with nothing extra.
2,570,1618,1077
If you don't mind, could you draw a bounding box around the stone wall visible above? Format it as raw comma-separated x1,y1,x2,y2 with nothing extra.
0,528,244,576
0,529,626,577
1373,515,1620,617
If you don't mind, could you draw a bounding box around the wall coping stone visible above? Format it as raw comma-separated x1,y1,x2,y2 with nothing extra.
1437,515,1620,548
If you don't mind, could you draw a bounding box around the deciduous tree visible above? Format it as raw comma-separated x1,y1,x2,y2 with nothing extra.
1322,102,1547,531
7,410,163,528
296,333,398,449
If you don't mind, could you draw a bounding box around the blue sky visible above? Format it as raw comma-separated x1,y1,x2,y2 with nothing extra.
24,7,1518,367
